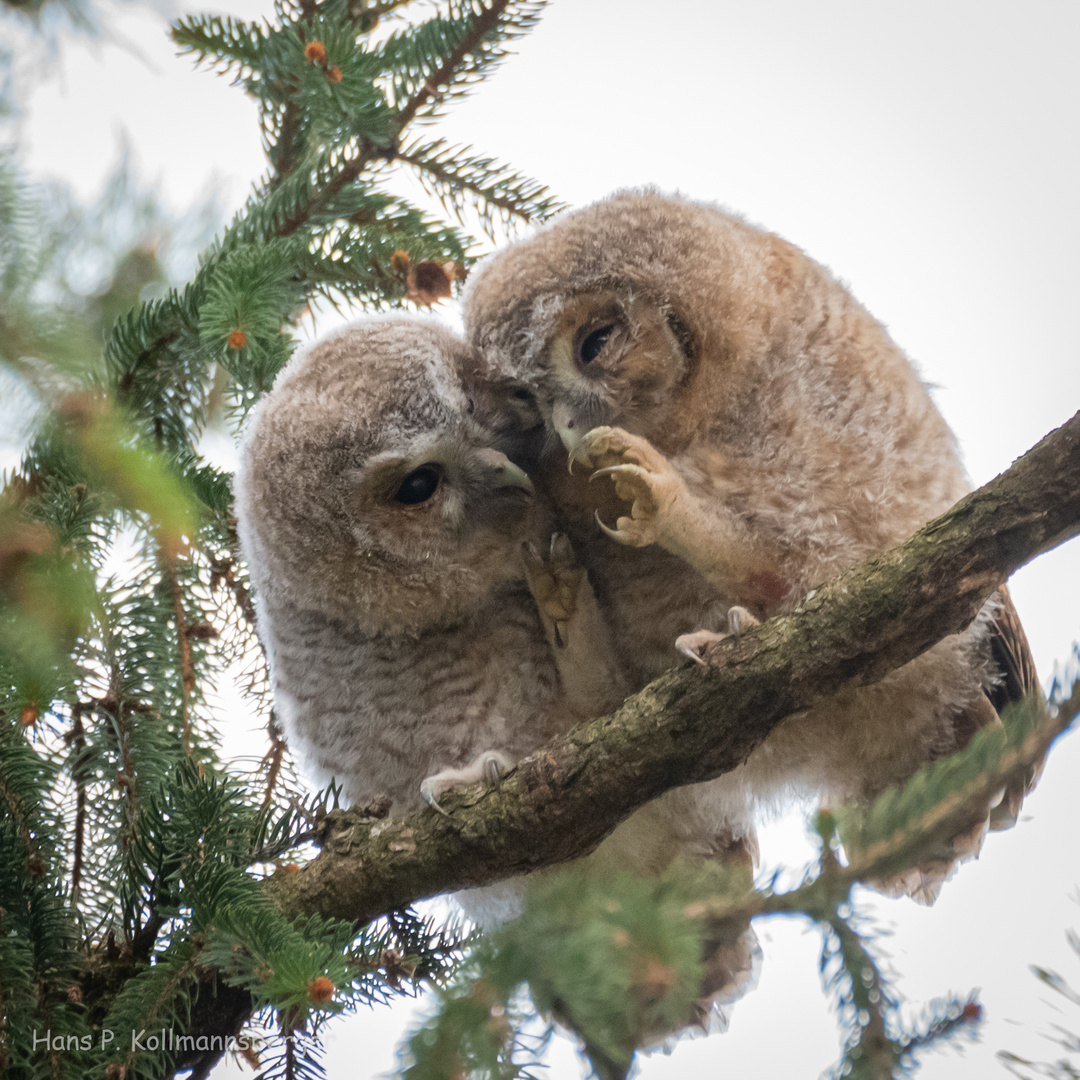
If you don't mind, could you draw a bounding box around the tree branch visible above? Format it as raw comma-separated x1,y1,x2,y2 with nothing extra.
396,0,512,130
267,410,1080,925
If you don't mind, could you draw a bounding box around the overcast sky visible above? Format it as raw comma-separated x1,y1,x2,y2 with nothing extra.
11,1,1080,1077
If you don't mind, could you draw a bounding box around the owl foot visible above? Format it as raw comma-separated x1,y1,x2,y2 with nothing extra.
523,533,583,648
567,425,685,548
675,607,761,666
420,749,515,816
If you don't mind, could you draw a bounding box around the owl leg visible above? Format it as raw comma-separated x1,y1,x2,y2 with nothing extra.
523,533,629,715
675,606,761,666
522,532,585,649
570,427,786,607
420,749,515,816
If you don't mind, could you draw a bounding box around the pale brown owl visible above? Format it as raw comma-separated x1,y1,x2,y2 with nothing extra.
232,315,626,816
463,189,1039,900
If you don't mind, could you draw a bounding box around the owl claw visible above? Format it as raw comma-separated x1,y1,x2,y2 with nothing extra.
676,634,711,666
594,509,630,543
594,509,654,547
420,750,514,815
523,532,585,645
675,608,761,666
588,463,641,484
420,783,451,817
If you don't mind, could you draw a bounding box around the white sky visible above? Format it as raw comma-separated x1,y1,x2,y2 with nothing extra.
9,0,1080,1077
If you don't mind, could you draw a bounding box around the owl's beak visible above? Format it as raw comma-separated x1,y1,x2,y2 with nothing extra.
551,401,583,453
475,448,535,495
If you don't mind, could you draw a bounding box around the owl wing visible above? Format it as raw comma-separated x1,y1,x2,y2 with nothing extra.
879,586,1044,904
984,584,1045,829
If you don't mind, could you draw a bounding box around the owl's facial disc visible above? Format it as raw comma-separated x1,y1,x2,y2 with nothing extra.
545,300,630,450
544,292,693,452
345,433,535,571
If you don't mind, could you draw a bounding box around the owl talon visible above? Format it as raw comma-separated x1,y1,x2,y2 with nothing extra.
676,629,726,665
588,463,642,484
595,509,623,541
676,634,711,666
676,609,760,666
727,605,759,641
420,783,451,817
523,532,585,643
595,509,653,547
420,750,514,815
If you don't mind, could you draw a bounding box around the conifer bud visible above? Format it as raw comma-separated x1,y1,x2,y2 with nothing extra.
390,250,411,274
406,261,452,306
326,65,343,83
308,976,335,1003
238,1043,261,1070
20,702,37,727
304,41,327,64
228,329,247,350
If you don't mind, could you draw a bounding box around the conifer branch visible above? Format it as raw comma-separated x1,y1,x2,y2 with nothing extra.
70,704,88,905
685,681,1080,932
262,713,288,807
163,550,195,757
268,409,1080,925
398,138,566,234
395,0,512,129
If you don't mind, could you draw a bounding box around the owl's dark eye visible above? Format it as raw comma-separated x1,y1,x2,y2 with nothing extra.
511,386,534,403
394,465,442,505
576,324,615,368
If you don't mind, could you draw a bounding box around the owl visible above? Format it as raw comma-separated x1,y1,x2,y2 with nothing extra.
463,189,1040,900
232,315,623,815
232,315,761,1045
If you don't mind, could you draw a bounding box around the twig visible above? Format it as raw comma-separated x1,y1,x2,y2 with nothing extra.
396,0,512,129
71,704,88,906
261,712,287,807
163,549,194,757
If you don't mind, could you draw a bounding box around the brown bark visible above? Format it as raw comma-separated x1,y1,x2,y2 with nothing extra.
267,410,1080,925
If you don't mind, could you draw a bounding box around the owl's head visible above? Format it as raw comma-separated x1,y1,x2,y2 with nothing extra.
463,189,770,455
234,317,536,634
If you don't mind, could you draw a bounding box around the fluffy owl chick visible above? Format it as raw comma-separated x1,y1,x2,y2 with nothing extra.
233,316,624,815
463,189,1039,897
